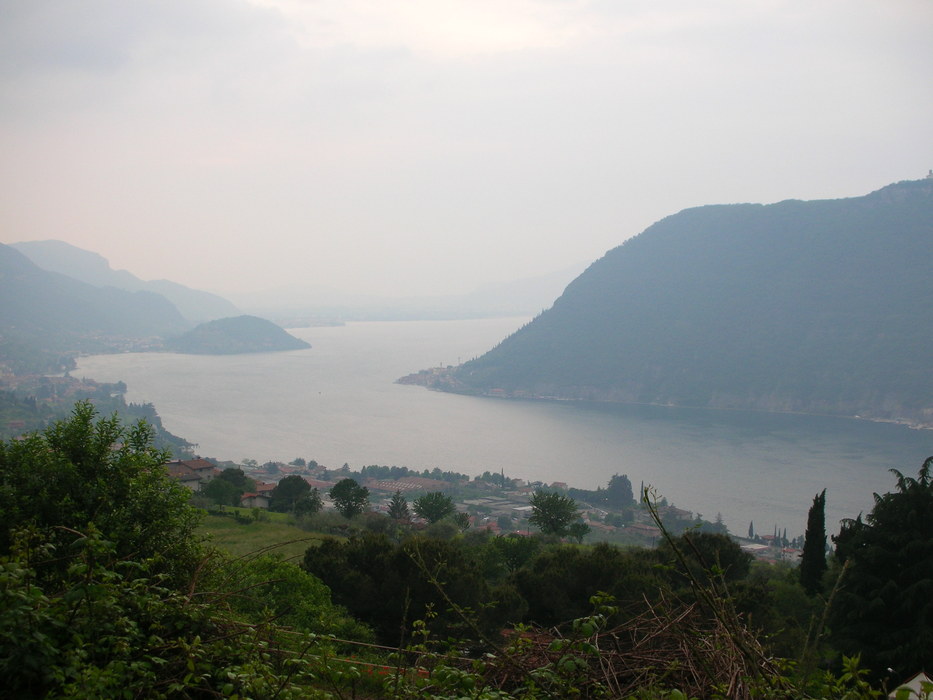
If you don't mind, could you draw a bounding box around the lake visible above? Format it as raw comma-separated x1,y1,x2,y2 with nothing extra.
76,317,933,538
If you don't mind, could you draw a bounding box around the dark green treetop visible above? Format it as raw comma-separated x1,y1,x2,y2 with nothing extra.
830,457,933,681
0,400,199,578
799,489,827,595
329,477,370,518
269,474,314,513
528,490,581,537
387,490,410,521
413,491,456,524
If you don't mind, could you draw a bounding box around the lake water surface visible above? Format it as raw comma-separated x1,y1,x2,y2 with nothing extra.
76,317,933,538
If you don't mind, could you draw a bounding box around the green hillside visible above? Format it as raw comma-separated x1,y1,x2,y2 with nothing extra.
166,314,311,354
446,179,933,427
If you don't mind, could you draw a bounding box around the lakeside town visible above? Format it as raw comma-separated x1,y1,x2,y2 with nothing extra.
1,372,808,563
165,455,805,564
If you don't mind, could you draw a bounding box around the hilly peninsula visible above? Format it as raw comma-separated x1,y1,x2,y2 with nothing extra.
0,243,189,373
166,315,310,354
410,178,933,428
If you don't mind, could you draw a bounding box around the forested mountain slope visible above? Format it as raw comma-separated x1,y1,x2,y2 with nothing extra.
0,243,189,371
447,179,933,427
12,239,240,322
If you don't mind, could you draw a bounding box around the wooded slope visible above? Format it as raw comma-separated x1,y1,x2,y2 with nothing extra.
450,179,933,426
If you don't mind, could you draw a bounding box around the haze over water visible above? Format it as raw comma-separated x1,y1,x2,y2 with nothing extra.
76,317,933,538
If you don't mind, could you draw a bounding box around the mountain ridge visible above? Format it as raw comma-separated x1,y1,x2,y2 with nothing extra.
11,240,240,323
0,243,191,372
425,179,933,428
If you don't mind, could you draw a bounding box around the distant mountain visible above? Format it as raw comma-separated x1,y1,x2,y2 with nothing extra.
166,315,311,354
11,240,240,323
227,264,586,324
0,243,189,372
434,179,933,428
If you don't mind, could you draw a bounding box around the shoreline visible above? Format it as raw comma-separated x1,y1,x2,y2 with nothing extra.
397,367,933,432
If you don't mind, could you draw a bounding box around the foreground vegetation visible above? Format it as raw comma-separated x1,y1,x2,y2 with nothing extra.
2,402,930,698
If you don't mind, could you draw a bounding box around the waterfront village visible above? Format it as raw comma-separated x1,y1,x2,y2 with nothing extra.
164,456,803,565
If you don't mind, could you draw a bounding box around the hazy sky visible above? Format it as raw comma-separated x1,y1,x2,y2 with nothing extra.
2,0,931,298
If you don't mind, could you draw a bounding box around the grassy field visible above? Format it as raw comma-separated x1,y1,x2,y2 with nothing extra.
197,510,328,562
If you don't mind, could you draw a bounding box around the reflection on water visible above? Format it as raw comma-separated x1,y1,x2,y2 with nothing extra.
76,317,933,537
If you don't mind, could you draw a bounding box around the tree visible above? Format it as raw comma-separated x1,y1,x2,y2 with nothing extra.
203,467,256,506
830,457,933,681
202,476,241,506
294,487,323,515
217,466,254,491
568,521,591,543
605,473,634,509
413,491,456,524
269,474,312,512
0,400,199,577
528,490,580,537
329,478,369,518
302,533,496,644
0,402,368,698
799,489,826,595
453,511,472,531
491,534,540,573
388,490,410,521
659,531,752,584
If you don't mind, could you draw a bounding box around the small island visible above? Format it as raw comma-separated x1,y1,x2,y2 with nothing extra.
166,315,311,355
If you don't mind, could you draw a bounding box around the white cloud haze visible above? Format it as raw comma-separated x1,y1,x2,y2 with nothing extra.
1,0,931,297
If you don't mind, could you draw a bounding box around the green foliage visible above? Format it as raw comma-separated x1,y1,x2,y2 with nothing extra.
513,543,663,626
569,473,635,511
224,554,373,641
528,489,581,537
3,401,917,697
800,489,828,595
269,474,321,514
490,533,541,574
329,477,370,519
0,527,358,699
658,531,752,585
567,521,591,543
216,466,254,491
359,463,470,483
0,401,385,698
201,476,242,506
830,457,933,681
453,511,472,531
0,400,200,581
388,490,411,521
302,533,503,645
413,491,456,523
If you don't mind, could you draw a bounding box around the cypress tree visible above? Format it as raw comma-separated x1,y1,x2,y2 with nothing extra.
799,489,827,595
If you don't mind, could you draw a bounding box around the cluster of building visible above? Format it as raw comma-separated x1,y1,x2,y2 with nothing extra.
164,458,686,543
163,458,803,558
164,458,275,509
